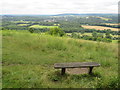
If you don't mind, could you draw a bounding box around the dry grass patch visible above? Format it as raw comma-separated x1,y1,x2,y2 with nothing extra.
96,17,111,21
82,25,118,31
103,23,119,26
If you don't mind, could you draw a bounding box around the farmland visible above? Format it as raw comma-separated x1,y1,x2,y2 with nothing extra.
17,24,29,26
96,16,111,21
82,25,118,31
103,23,119,26
29,25,58,29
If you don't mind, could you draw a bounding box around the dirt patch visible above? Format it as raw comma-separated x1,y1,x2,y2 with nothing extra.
66,68,89,75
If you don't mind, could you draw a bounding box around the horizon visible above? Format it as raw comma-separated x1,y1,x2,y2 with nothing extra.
1,0,119,15
1,13,118,16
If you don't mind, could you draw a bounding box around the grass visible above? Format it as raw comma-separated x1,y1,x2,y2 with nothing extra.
29,25,58,29
12,21,31,24
82,25,118,31
112,40,119,43
0,30,2,89
102,23,119,26
2,30,119,88
17,24,29,26
96,17,111,21
66,33,92,36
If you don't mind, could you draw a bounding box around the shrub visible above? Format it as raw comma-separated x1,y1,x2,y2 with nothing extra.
97,37,103,42
28,28,34,33
71,32,80,38
48,27,65,37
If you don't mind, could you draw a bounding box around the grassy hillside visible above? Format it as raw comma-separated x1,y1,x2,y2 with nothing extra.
2,30,118,88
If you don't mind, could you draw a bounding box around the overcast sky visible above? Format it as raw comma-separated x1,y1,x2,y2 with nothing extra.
1,0,119,15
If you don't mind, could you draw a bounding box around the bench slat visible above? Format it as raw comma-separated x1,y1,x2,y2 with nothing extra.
54,62,100,69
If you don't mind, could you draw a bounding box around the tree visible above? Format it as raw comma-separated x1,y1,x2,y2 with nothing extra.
48,27,65,37
92,31,97,38
71,32,80,38
105,32,112,39
105,34,112,39
97,37,102,42
97,33,104,38
28,28,34,33
81,30,85,35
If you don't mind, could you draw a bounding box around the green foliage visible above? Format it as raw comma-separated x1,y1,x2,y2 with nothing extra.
48,27,65,37
118,40,120,43
71,32,80,38
80,30,85,34
105,34,112,39
28,28,34,33
28,27,50,33
70,32,113,43
105,30,112,39
29,25,58,29
92,31,97,38
97,33,104,38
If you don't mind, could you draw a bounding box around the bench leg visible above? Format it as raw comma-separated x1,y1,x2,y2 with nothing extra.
89,67,93,74
61,68,66,75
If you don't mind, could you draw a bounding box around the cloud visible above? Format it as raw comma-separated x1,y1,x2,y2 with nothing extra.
1,0,119,14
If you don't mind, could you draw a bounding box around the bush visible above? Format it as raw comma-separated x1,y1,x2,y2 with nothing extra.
97,37,103,42
48,27,65,37
28,28,50,33
71,32,80,38
102,38,112,43
28,28,34,33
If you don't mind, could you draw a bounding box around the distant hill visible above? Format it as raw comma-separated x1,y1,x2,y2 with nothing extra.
53,13,117,16
1,13,117,16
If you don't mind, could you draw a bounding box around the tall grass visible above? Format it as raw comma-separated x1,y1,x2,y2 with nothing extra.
2,30,118,88
0,30,2,89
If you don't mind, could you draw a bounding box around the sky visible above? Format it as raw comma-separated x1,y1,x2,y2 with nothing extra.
1,0,119,15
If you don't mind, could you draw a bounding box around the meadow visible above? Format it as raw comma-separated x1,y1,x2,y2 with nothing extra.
17,24,30,26
29,25,58,29
2,30,118,88
103,23,119,26
96,16,111,21
82,25,118,31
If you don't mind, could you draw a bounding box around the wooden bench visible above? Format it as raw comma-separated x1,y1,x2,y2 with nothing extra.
54,62,100,75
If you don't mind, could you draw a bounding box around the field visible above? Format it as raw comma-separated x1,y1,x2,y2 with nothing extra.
17,24,29,26
29,25,58,29
2,30,118,88
12,21,31,23
82,25,118,31
112,40,119,43
103,23,119,26
96,17,111,21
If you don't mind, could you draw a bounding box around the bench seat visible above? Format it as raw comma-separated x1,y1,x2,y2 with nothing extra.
54,62,100,75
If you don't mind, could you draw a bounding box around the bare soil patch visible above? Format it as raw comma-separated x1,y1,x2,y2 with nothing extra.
66,68,89,75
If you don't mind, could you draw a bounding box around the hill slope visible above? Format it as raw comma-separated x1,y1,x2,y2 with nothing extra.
2,30,118,88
